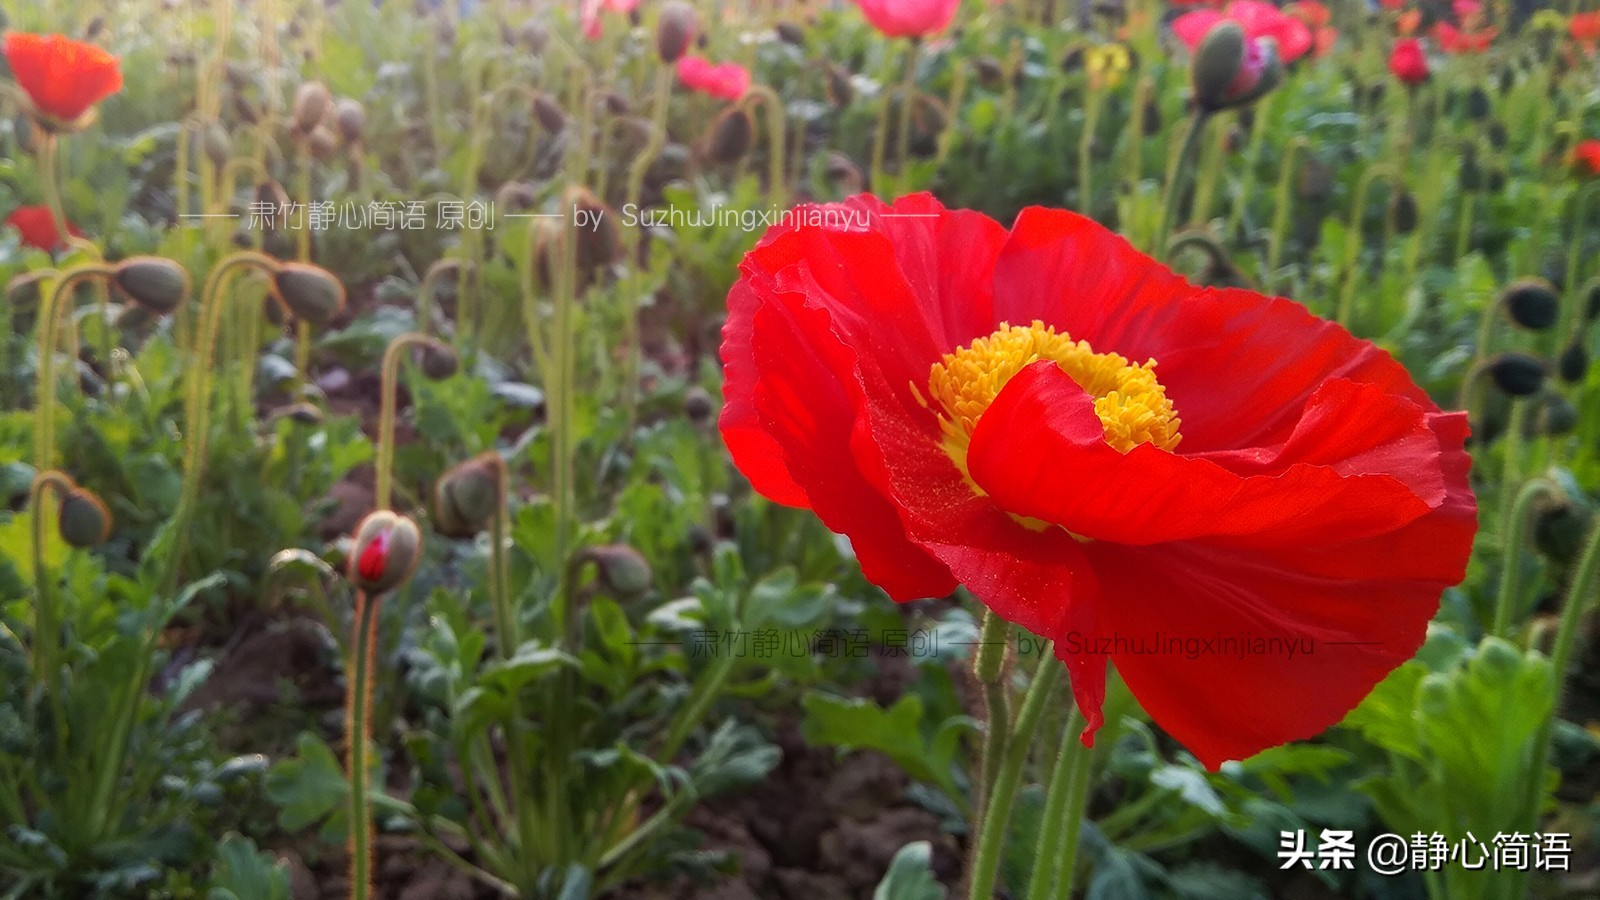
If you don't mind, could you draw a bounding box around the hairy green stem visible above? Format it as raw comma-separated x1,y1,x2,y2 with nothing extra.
375,332,451,511
1493,478,1563,637
346,591,381,900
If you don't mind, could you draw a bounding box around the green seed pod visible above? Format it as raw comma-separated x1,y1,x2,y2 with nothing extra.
656,1,697,64
702,107,754,165
349,510,424,595
434,453,505,537
582,544,653,600
292,81,333,133
271,263,346,327
1498,278,1561,331
1488,353,1547,396
58,487,112,548
113,256,191,316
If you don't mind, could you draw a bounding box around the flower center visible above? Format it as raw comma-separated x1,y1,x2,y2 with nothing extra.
926,320,1182,468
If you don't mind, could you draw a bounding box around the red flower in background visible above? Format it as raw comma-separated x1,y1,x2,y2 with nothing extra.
1571,11,1600,49
1379,0,1405,9
1433,20,1497,53
580,0,641,41
676,55,751,100
720,193,1476,769
1285,1,1337,56
1174,1,1314,64
3,32,122,128
1574,140,1600,176
5,205,84,251
1388,38,1429,84
854,0,962,37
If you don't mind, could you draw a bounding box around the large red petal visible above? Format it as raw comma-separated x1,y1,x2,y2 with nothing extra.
1086,414,1472,769
745,282,959,600
988,208,1432,453
4,33,122,123
966,362,1445,548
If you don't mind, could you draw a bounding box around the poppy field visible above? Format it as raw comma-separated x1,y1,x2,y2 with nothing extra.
4,0,1600,897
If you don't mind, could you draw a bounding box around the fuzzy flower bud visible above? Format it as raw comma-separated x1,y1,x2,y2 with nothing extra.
58,486,112,548
1191,23,1282,113
434,453,505,537
349,510,423,594
113,256,190,316
271,262,347,327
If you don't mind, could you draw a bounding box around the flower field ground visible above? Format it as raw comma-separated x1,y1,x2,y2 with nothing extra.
2,0,1600,897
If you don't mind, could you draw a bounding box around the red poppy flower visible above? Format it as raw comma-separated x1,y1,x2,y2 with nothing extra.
1574,140,1600,176
580,0,640,41
720,193,1476,769
1571,11,1600,49
1388,38,1429,85
1285,1,1337,56
1379,0,1405,9
1396,9,1423,35
1174,1,1314,64
854,0,962,37
5,205,84,251
1432,20,1497,53
3,33,122,128
676,55,752,101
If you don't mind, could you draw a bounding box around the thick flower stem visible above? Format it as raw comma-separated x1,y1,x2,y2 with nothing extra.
34,265,117,470
1027,706,1093,900
1521,512,1600,842
1492,478,1562,637
972,610,1013,815
1263,136,1309,290
27,472,76,698
1077,90,1103,216
967,648,1062,900
895,37,922,176
1157,110,1211,253
1495,399,1528,547
36,133,70,253
175,251,284,583
375,333,449,511
741,85,790,208
346,590,381,900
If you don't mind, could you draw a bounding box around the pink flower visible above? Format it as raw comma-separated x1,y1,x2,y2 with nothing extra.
581,0,641,41
854,0,962,37
1173,0,1314,63
676,55,752,101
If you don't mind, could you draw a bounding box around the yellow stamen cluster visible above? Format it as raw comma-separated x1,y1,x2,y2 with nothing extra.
926,320,1182,460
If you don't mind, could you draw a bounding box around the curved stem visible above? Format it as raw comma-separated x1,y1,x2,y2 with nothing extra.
1157,110,1210,253
1493,478,1562,637
894,38,922,177
1263,136,1308,290
1335,165,1398,329
967,648,1062,900
741,84,789,207
346,590,382,900
27,472,76,695
37,133,70,252
174,251,284,587
1077,90,1103,216
376,333,451,511
35,265,117,469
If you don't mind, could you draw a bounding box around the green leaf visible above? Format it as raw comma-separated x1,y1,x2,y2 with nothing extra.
264,733,349,833
873,841,945,900
208,835,290,900
800,692,972,799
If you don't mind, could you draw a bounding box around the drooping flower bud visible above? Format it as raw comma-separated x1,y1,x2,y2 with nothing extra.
580,544,653,600
656,1,698,64
349,511,423,594
271,263,347,327
1498,278,1561,331
434,453,505,537
533,93,567,132
1488,353,1547,396
6,270,51,308
570,188,623,280
517,20,549,53
255,181,291,230
58,486,112,548
1532,392,1579,435
824,152,864,194
702,106,754,165
495,181,540,215
112,256,190,316
203,122,232,169
274,402,325,425
684,386,715,425
420,343,460,380
826,64,854,107
1558,340,1589,384
774,21,806,47
307,126,339,161
1464,86,1491,119
292,81,333,133
334,98,365,144
1388,190,1419,234
1141,98,1162,136
974,56,1005,90
1190,23,1282,113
